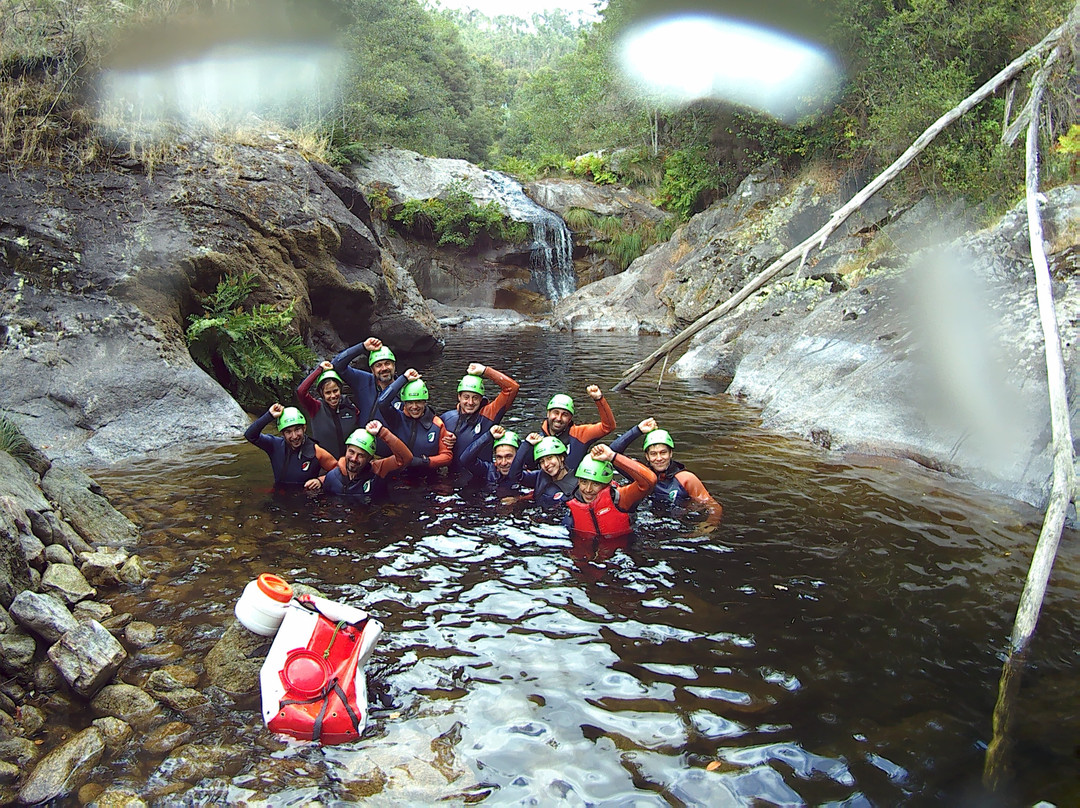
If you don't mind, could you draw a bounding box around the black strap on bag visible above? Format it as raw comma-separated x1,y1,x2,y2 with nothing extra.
279,677,362,742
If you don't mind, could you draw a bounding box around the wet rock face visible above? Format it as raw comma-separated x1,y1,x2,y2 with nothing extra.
670,184,1080,507
41,466,140,549
0,142,440,464
48,620,128,698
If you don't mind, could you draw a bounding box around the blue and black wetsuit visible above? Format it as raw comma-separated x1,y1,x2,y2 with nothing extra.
244,411,337,486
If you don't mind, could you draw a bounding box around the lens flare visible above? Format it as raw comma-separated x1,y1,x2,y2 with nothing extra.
616,14,842,121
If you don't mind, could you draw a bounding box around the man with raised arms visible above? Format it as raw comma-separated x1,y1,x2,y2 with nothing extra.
440,362,520,470
244,403,337,490
320,420,412,503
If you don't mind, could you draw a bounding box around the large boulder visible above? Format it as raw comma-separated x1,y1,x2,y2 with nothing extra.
40,466,139,548
671,184,1079,507
0,138,440,464
49,620,127,698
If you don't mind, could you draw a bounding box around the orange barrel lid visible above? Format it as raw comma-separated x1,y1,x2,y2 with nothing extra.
281,649,330,698
257,573,293,603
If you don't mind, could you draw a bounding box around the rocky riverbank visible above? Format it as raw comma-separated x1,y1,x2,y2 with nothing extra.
553,168,1079,508
0,437,306,805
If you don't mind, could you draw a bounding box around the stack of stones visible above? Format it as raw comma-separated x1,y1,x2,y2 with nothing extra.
0,441,166,805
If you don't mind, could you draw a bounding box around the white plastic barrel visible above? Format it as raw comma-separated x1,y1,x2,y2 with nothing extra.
235,573,293,636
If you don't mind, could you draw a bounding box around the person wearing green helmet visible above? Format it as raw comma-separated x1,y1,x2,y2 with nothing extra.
319,419,413,501
459,424,525,489
561,443,656,549
505,431,579,509
296,360,361,459
610,417,722,527
330,336,400,426
244,402,337,489
534,384,617,471
377,368,454,474
440,362,520,471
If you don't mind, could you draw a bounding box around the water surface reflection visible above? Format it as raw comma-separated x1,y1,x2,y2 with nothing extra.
95,333,1079,805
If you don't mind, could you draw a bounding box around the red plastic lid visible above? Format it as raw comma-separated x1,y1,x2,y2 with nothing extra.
257,573,293,603
281,649,330,698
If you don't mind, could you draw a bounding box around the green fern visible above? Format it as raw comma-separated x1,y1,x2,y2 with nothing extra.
185,271,315,412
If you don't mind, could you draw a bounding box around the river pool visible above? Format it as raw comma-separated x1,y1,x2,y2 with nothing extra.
91,332,1079,806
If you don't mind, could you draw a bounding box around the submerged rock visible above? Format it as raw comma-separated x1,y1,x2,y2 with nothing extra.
204,621,271,696
143,721,194,755
91,716,134,751
16,726,105,805
90,684,161,727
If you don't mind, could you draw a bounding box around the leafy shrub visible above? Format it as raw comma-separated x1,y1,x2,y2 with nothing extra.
569,152,617,185
392,182,529,249
568,210,679,271
186,271,315,412
655,147,723,220
366,184,394,220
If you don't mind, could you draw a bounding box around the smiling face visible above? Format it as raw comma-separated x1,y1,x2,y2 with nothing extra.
577,478,605,503
538,453,566,478
546,408,572,434
319,379,342,409
457,391,483,415
345,444,371,475
645,444,673,473
371,359,396,387
282,424,306,449
401,400,426,420
493,444,516,475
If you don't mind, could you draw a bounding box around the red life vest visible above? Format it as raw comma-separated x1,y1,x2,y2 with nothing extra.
567,485,632,539
260,595,382,745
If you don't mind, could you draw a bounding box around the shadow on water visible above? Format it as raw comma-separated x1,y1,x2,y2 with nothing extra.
92,333,1080,805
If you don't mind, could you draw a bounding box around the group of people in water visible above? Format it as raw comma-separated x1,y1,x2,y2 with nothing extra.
245,337,722,551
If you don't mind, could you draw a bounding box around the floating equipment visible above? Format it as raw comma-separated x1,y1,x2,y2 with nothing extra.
234,574,293,636
259,593,382,745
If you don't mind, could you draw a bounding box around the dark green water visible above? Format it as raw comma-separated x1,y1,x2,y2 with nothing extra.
93,332,1079,806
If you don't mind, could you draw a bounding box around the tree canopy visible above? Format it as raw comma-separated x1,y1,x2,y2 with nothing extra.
2,0,1074,216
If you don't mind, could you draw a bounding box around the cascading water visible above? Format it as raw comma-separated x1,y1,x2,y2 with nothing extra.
486,171,576,302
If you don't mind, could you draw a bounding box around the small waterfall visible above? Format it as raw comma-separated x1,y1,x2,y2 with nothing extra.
486,172,576,302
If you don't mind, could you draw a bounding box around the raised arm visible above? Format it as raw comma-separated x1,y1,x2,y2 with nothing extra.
297,362,330,416
610,417,655,456
244,408,277,454
601,447,657,511
475,364,520,423
570,386,617,443
372,423,414,477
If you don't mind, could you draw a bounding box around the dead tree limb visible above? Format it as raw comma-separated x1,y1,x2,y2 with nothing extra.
1007,65,1076,661
983,39,1077,789
614,21,1069,392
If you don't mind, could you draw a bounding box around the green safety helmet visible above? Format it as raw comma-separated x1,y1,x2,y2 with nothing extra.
546,394,575,415
533,436,568,461
369,346,396,365
399,379,429,401
277,407,307,430
493,430,520,450
316,369,343,389
457,375,486,395
642,429,675,450
345,428,376,456
576,456,615,484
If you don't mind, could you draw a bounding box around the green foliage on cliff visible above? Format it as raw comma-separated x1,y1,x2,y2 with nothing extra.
186,271,315,412
391,183,530,249
0,414,37,465
564,208,678,270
